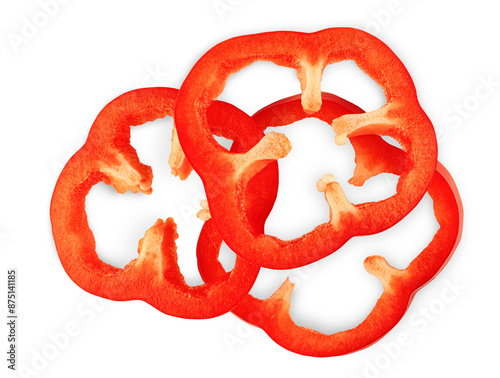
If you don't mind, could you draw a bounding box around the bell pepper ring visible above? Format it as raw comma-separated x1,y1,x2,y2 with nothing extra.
50,87,277,319
199,162,462,357
174,27,438,270
196,93,462,355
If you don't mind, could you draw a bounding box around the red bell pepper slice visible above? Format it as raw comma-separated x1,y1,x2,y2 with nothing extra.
50,87,276,319
196,93,462,356
202,161,462,357
175,27,438,269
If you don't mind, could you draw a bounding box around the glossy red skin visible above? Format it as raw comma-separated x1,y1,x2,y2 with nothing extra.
175,27,438,269
197,94,462,357
50,87,276,319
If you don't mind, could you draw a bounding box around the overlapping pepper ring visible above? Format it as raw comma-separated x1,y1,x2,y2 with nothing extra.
196,93,463,357
174,27,438,269
50,87,279,319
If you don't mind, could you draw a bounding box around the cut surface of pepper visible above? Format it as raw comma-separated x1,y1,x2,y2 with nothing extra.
50,87,276,319
175,27,437,269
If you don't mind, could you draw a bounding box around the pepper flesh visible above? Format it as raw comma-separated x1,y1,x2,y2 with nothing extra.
175,27,437,269
196,93,462,356
50,87,276,319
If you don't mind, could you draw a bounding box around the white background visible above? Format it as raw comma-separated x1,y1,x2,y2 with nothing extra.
1,0,499,377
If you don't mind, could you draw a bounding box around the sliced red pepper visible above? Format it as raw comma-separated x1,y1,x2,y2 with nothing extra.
50,87,276,319
197,93,462,356
203,162,462,357
175,27,437,269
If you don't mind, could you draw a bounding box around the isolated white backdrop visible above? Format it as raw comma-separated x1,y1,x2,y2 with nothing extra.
1,0,499,377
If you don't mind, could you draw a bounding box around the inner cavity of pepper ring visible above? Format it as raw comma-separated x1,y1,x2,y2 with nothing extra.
213,60,396,240
87,116,229,285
